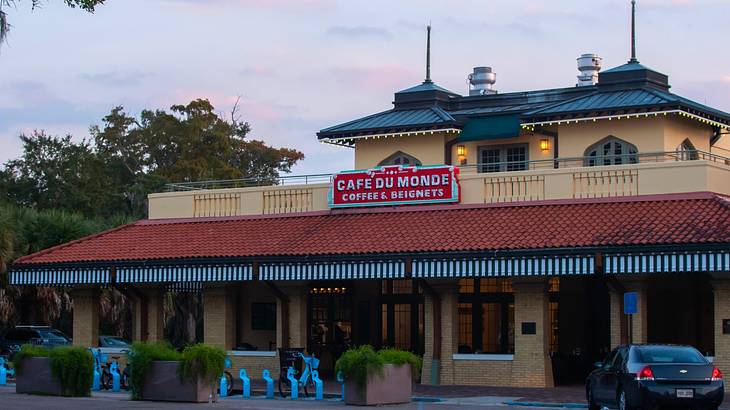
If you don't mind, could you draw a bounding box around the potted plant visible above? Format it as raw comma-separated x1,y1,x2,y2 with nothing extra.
128,342,225,402
335,345,422,406
15,344,93,397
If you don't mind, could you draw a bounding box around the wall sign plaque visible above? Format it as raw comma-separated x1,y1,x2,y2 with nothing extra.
329,165,460,208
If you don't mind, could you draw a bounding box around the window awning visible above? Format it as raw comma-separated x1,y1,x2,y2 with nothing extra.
260,260,405,281
458,115,522,142
412,255,595,278
605,251,730,274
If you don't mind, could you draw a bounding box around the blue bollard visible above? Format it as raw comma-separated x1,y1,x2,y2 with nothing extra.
110,361,121,392
262,369,274,399
311,369,323,401
0,357,7,385
336,370,345,401
219,372,228,398
239,368,250,398
286,367,298,400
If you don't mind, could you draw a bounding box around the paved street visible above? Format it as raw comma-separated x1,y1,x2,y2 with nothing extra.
0,385,562,410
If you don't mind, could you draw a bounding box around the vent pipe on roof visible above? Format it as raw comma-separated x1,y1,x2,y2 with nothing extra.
468,67,497,96
577,54,602,86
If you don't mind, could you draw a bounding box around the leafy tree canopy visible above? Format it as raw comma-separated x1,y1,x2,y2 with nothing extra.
1,1,104,45
0,98,305,218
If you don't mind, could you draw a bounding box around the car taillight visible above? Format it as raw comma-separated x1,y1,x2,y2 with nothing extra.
712,367,723,381
636,366,655,381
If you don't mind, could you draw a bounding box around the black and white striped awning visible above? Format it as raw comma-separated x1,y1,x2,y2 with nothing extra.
605,251,730,274
116,264,253,283
412,255,595,278
10,268,110,286
260,260,405,281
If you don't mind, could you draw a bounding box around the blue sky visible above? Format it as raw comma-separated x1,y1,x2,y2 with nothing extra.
1,0,730,175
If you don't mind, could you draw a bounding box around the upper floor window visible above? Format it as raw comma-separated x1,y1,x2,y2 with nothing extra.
677,139,699,160
379,151,422,167
584,137,638,166
478,144,529,173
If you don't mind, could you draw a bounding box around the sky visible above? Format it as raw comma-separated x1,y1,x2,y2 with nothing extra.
1,0,730,176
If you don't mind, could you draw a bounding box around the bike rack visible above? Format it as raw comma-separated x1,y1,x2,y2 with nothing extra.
286,367,298,400
262,369,274,399
0,357,13,385
109,361,121,392
90,349,102,391
336,370,346,401
220,356,233,398
311,369,323,400
239,368,251,398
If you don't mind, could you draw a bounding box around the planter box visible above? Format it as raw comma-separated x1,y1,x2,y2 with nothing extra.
139,360,216,403
344,364,412,406
15,357,63,396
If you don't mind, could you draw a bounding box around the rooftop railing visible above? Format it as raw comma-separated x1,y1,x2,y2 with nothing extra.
164,150,730,192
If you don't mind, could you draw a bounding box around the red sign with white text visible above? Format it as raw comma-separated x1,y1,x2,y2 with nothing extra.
329,165,460,208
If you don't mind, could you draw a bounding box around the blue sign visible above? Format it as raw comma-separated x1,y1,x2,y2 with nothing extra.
624,292,638,314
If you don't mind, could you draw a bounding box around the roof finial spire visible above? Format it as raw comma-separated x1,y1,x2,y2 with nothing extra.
424,23,433,83
629,0,639,63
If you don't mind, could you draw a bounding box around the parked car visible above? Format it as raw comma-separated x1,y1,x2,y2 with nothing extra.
98,335,130,348
0,326,71,359
586,344,724,410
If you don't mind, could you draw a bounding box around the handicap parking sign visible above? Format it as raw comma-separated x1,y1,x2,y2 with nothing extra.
624,292,638,314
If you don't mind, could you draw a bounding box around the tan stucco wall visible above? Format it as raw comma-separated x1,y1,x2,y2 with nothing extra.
663,116,713,152
557,116,665,157
354,133,449,169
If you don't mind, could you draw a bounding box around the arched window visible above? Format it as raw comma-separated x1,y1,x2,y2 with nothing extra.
378,151,422,167
584,137,638,166
677,139,699,160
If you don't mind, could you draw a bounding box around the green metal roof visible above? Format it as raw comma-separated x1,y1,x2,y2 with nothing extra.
458,115,522,142
396,81,457,95
318,106,457,140
523,87,730,125
601,61,651,74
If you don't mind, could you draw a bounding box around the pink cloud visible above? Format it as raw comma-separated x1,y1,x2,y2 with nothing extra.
329,65,417,91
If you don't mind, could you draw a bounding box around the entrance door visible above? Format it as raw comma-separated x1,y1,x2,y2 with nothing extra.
380,280,424,354
307,285,352,376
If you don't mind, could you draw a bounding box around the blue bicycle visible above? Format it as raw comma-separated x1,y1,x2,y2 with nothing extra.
278,349,319,398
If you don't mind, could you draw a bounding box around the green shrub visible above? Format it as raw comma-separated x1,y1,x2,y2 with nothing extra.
14,345,93,397
49,346,94,397
377,348,422,379
128,341,181,400
178,344,226,385
13,344,50,373
335,346,422,391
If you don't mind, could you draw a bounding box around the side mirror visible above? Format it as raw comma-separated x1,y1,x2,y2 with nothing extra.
594,362,604,369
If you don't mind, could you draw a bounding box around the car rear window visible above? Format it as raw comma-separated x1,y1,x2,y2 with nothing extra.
635,346,706,364
38,330,69,342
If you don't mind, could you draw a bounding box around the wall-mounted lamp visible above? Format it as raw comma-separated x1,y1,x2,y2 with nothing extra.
539,138,550,152
457,145,466,157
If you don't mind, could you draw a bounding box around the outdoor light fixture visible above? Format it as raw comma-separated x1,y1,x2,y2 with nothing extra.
457,145,466,157
540,139,550,151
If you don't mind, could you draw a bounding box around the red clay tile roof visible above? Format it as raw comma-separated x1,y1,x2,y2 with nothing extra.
13,192,730,266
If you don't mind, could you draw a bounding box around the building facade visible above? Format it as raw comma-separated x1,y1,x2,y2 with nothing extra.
9,44,730,387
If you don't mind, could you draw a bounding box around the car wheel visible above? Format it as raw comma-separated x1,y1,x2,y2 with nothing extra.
617,388,633,410
586,384,600,410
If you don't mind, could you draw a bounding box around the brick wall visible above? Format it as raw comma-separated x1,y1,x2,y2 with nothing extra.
72,288,99,347
609,289,623,348
714,280,730,373
513,281,554,388
229,355,280,381
203,287,235,349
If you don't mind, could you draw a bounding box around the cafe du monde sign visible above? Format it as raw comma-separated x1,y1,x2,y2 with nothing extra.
328,165,461,208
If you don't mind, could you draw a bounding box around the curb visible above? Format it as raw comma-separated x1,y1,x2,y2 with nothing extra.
505,401,588,409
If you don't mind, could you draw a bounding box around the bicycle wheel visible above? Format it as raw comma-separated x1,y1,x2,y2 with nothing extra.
100,371,112,390
224,371,234,396
278,370,292,398
303,378,314,398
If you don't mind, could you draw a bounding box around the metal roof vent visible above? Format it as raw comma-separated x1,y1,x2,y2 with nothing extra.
468,67,497,96
577,53,602,86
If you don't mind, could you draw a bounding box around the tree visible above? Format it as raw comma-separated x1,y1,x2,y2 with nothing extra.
1,1,104,45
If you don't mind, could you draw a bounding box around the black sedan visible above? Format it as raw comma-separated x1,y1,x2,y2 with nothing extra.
586,344,723,410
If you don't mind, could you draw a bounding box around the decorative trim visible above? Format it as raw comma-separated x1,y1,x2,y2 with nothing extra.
604,251,730,274
260,260,405,281
412,255,594,278
116,264,252,283
227,350,277,357
452,354,514,361
320,128,461,146
10,268,110,285
522,110,730,131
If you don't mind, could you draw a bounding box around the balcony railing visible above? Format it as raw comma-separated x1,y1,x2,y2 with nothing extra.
164,150,730,192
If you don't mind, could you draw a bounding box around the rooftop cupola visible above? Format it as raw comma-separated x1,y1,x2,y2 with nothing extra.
393,24,460,110
598,0,670,92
